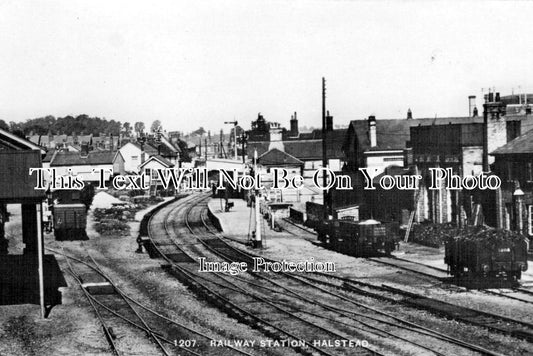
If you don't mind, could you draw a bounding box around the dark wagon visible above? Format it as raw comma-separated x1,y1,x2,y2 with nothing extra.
53,204,88,241
445,237,528,280
316,219,398,256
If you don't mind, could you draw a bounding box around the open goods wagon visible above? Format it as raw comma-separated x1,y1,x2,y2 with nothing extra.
53,204,88,241
444,229,528,280
316,218,398,256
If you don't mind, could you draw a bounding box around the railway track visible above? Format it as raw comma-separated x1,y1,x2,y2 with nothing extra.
281,217,533,306
47,246,248,356
149,194,383,356
146,193,513,355
206,208,533,348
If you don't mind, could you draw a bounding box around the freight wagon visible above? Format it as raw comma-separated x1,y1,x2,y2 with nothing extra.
445,235,528,280
315,218,398,256
53,204,88,241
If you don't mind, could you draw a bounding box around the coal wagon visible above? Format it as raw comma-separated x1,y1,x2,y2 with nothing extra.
444,228,528,280
53,204,88,241
315,218,398,256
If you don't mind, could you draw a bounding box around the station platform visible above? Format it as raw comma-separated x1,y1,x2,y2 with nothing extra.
207,198,253,244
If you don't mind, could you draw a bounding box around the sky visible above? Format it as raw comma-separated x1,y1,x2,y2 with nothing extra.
2,0,533,134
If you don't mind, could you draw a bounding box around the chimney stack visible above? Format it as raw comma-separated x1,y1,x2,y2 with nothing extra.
407,108,412,120
290,111,299,136
80,143,89,158
468,95,476,117
368,116,377,148
326,111,333,131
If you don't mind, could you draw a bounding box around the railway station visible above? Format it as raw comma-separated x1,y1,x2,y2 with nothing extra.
4,2,533,355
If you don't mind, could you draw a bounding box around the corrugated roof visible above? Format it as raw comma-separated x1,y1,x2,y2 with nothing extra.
50,150,117,166
491,128,533,155
257,148,303,166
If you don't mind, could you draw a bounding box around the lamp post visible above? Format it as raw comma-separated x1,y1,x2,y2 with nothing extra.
513,181,525,235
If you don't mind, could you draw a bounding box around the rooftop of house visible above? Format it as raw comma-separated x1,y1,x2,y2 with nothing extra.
257,148,303,166
345,116,487,153
247,130,346,161
50,150,117,166
491,128,533,155
139,154,174,168
0,128,46,153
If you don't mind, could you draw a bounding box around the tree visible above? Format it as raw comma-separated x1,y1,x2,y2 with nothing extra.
9,121,22,133
122,122,132,137
150,120,161,133
80,183,96,210
192,127,206,136
0,120,9,131
177,140,191,162
134,122,145,136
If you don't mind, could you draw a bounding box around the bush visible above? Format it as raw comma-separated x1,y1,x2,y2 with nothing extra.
94,220,130,236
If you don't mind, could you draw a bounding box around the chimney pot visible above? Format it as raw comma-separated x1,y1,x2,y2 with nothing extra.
468,95,477,117
80,143,89,158
290,111,299,136
368,116,377,148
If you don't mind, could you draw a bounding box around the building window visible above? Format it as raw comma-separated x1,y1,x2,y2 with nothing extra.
132,156,138,161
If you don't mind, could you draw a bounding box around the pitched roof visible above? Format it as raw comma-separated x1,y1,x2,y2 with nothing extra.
247,141,270,157
138,154,174,169
50,150,117,166
159,136,181,153
125,141,159,155
247,128,346,161
42,149,57,162
0,128,46,153
346,116,480,153
257,148,303,166
491,129,533,155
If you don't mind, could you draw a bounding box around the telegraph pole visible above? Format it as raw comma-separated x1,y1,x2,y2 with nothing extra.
322,77,329,219
254,149,262,248
224,120,238,160
241,132,247,164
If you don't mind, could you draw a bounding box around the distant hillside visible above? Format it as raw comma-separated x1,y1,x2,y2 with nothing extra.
11,115,122,136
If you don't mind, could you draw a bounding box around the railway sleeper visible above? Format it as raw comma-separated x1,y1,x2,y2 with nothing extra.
381,285,533,342
82,282,115,295
167,268,320,356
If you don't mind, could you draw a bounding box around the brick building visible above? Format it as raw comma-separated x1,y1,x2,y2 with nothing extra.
491,129,533,242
